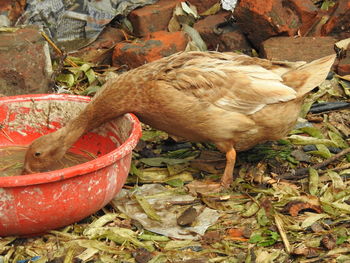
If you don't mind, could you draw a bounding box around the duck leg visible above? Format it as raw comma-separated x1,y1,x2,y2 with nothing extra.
221,148,237,188
186,144,236,193
215,142,237,188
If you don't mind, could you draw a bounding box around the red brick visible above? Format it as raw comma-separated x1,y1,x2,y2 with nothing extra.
187,0,218,14
322,1,350,39
194,12,251,51
218,29,252,52
128,0,181,37
0,0,26,25
0,27,51,95
285,0,319,35
338,56,350,76
233,0,318,47
112,31,188,68
260,36,336,62
71,27,125,65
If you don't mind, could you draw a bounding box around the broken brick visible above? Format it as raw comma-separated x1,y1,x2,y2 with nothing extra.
194,11,251,51
233,0,319,47
71,26,125,65
0,27,52,95
112,31,188,69
286,0,319,35
322,1,350,39
260,36,336,62
187,0,219,14
0,0,26,25
128,0,181,37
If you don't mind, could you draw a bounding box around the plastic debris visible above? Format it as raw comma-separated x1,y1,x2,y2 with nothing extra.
17,0,158,52
112,184,220,240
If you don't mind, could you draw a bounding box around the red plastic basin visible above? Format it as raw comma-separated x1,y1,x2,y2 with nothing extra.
0,94,142,236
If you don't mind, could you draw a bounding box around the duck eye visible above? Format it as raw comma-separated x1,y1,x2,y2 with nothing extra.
34,152,41,157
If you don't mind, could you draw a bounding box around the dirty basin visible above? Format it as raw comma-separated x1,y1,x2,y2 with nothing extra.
0,94,142,236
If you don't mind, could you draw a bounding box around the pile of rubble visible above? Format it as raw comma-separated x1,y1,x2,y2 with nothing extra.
0,0,349,95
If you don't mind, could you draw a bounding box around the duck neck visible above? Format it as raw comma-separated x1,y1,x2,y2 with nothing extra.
60,70,145,151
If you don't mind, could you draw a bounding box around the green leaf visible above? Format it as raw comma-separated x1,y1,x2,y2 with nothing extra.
141,130,168,142
85,68,96,84
336,236,348,245
249,234,263,243
308,144,332,158
80,85,101,96
288,135,337,147
328,131,348,148
165,178,184,187
321,0,335,10
299,126,324,139
56,73,75,87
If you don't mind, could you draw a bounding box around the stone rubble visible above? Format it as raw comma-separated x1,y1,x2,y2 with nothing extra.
0,0,349,96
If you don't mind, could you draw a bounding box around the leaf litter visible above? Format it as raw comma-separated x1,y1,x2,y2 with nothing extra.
2,26,350,263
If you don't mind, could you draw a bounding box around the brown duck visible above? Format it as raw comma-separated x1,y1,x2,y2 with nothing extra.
24,51,336,188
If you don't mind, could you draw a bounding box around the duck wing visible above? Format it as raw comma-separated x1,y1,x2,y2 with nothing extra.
158,53,297,115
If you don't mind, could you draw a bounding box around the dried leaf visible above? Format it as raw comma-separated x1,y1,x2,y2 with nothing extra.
328,170,345,189
335,38,350,50
164,240,200,250
135,195,162,222
177,206,197,226
200,2,221,16
141,130,168,142
140,157,188,166
288,135,337,147
168,15,181,32
181,2,199,18
76,247,99,262
321,234,337,250
84,227,154,251
0,27,19,32
338,75,350,81
241,202,259,217
301,213,329,228
87,213,118,228
182,24,207,51
328,131,348,148
286,200,322,216
226,228,249,242
63,246,76,263
309,168,319,196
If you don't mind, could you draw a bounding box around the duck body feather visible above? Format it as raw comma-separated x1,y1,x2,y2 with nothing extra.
24,51,336,185
93,51,331,151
